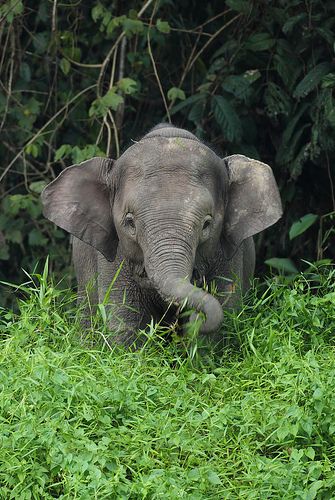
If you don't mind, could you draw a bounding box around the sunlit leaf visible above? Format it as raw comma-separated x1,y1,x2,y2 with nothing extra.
167,87,186,101
156,19,170,34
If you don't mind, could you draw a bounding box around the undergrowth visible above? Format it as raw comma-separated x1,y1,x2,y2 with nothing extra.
0,264,335,499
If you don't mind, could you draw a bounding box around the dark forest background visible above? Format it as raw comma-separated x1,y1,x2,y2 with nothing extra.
0,0,334,296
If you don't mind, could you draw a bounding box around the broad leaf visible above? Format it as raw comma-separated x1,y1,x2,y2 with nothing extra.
118,78,138,94
221,70,260,102
282,13,307,34
28,229,48,247
265,258,298,274
293,62,332,99
91,3,104,22
89,91,124,117
170,93,205,115
211,95,242,143
265,82,291,116
156,19,170,34
225,0,251,14
167,87,185,101
245,33,275,52
289,214,318,240
123,18,143,36
60,58,70,75
188,100,204,123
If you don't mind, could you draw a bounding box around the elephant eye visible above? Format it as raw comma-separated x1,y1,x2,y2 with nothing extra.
202,215,212,231
125,213,135,231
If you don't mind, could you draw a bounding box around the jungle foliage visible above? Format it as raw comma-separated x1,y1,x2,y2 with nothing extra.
0,0,334,288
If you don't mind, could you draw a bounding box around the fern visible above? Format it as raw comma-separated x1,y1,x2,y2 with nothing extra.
211,96,242,143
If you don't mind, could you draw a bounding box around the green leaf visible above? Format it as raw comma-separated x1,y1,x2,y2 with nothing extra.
25,143,39,158
102,90,124,110
265,258,298,274
102,11,113,27
167,87,186,101
188,468,200,481
207,470,222,485
54,144,72,161
321,73,335,88
33,31,49,54
211,95,242,142
289,144,308,180
60,58,71,75
3,194,26,215
70,145,106,163
188,99,204,124
92,3,104,22
245,33,275,51
0,243,9,260
225,0,251,14
117,78,138,94
29,181,46,194
0,0,23,24
170,93,205,115
123,18,143,36
89,91,124,117
20,62,31,82
307,480,324,499
305,447,315,460
28,229,48,247
7,229,22,244
222,75,252,102
293,62,332,99
282,13,307,34
156,19,171,34
265,82,291,117
62,46,81,62
107,17,124,35
316,27,334,46
275,104,309,165
289,214,318,240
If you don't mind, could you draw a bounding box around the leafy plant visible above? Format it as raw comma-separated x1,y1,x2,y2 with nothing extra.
0,0,334,292
1,264,335,497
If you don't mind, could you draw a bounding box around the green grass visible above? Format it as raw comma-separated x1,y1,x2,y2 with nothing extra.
0,264,335,499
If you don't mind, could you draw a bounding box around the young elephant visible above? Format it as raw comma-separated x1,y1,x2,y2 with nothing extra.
42,124,282,345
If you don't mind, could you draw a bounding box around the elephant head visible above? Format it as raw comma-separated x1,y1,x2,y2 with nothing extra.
42,124,282,333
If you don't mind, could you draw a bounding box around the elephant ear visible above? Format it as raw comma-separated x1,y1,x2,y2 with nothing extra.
223,154,282,247
41,157,117,261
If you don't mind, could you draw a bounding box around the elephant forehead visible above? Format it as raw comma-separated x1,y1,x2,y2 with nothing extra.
120,136,217,171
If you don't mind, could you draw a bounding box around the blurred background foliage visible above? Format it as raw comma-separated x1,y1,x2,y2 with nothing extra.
0,0,334,300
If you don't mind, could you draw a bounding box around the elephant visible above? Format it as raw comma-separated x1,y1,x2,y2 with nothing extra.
41,124,282,346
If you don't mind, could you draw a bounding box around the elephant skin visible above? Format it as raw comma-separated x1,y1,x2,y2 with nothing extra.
41,124,282,346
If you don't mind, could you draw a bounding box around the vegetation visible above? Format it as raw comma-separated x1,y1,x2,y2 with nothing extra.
0,0,334,292
1,2,334,496
1,264,334,498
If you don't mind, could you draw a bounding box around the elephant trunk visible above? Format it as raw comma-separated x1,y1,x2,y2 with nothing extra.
144,236,223,333
156,277,223,333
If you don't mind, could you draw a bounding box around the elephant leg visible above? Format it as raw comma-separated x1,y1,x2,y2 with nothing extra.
72,237,98,337
97,255,153,348
242,236,255,292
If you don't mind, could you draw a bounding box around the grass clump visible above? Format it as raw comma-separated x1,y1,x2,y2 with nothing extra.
0,264,335,499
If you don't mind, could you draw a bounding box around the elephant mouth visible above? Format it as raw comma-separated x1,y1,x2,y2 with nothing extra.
191,268,205,288
132,264,204,291
131,264,153,288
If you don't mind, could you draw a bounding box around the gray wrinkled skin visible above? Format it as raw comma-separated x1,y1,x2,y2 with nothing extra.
42,124,282,347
